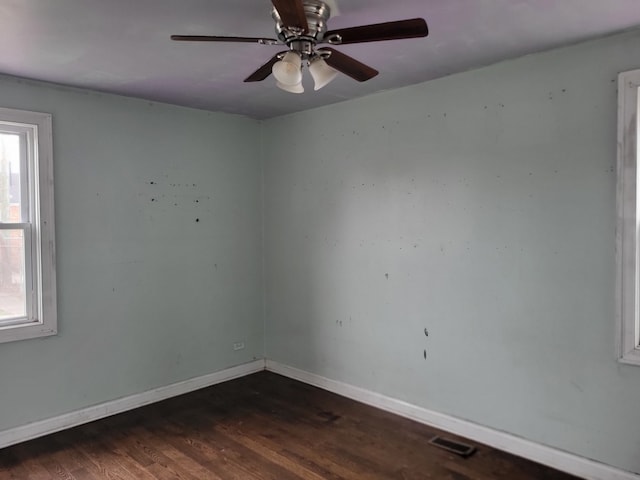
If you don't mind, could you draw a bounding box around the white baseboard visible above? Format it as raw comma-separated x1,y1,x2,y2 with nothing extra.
266,360,639,480
3,357,638,480
0,359,266,450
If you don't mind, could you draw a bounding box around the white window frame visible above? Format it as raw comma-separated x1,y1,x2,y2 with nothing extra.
616,69,640,365
0,107,56,343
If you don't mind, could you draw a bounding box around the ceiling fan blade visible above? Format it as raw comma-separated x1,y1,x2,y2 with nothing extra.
320,48,378,82
171,35,279,45
244,51,288,82
271,0,309,32
323,18,428,45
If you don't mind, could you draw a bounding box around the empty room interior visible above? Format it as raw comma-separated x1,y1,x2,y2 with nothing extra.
1,0,640,479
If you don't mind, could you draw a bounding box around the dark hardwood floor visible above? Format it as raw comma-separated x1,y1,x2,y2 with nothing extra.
0,371,581,479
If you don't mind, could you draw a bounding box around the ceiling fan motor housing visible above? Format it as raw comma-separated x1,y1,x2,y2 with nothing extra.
272,0,332,58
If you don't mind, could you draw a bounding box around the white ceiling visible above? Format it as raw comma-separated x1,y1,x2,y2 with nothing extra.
1,0,639,119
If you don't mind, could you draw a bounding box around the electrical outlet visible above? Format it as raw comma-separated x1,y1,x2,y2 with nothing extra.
233,342,245,351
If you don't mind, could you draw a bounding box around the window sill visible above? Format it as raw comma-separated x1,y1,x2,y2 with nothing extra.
0,322,57,344
619,348,640,366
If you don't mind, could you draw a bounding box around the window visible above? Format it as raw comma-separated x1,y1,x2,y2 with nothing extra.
0,107,56,343
617,69,640,365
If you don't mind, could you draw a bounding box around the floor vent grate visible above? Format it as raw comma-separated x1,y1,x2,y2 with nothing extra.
429,436,477,458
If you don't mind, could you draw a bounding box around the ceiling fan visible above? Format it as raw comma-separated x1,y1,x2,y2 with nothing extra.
171,0,428,93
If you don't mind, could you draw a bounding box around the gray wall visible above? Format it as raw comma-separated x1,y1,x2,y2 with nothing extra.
0,77,263,431
263,31,640,473
3,27,640,476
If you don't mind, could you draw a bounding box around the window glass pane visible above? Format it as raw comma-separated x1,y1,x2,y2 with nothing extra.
0,229,26,322
0,133,22,223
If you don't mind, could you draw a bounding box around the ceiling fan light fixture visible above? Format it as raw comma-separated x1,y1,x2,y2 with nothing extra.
276,81,304,94
272,51,303,86
309,57,339,90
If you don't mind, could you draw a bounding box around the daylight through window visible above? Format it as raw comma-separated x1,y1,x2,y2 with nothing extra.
0,107,56,343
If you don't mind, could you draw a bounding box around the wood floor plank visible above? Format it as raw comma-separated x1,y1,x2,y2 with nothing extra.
9,444,53,480
135,426,224,480
238,389,452,479
0,372,583,480
214,422,328,480
221,411,361,479
71,435,138,480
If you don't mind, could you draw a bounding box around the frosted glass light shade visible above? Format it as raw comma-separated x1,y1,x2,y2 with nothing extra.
309,58,338,91
276,81,304,94
272,52,303,86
